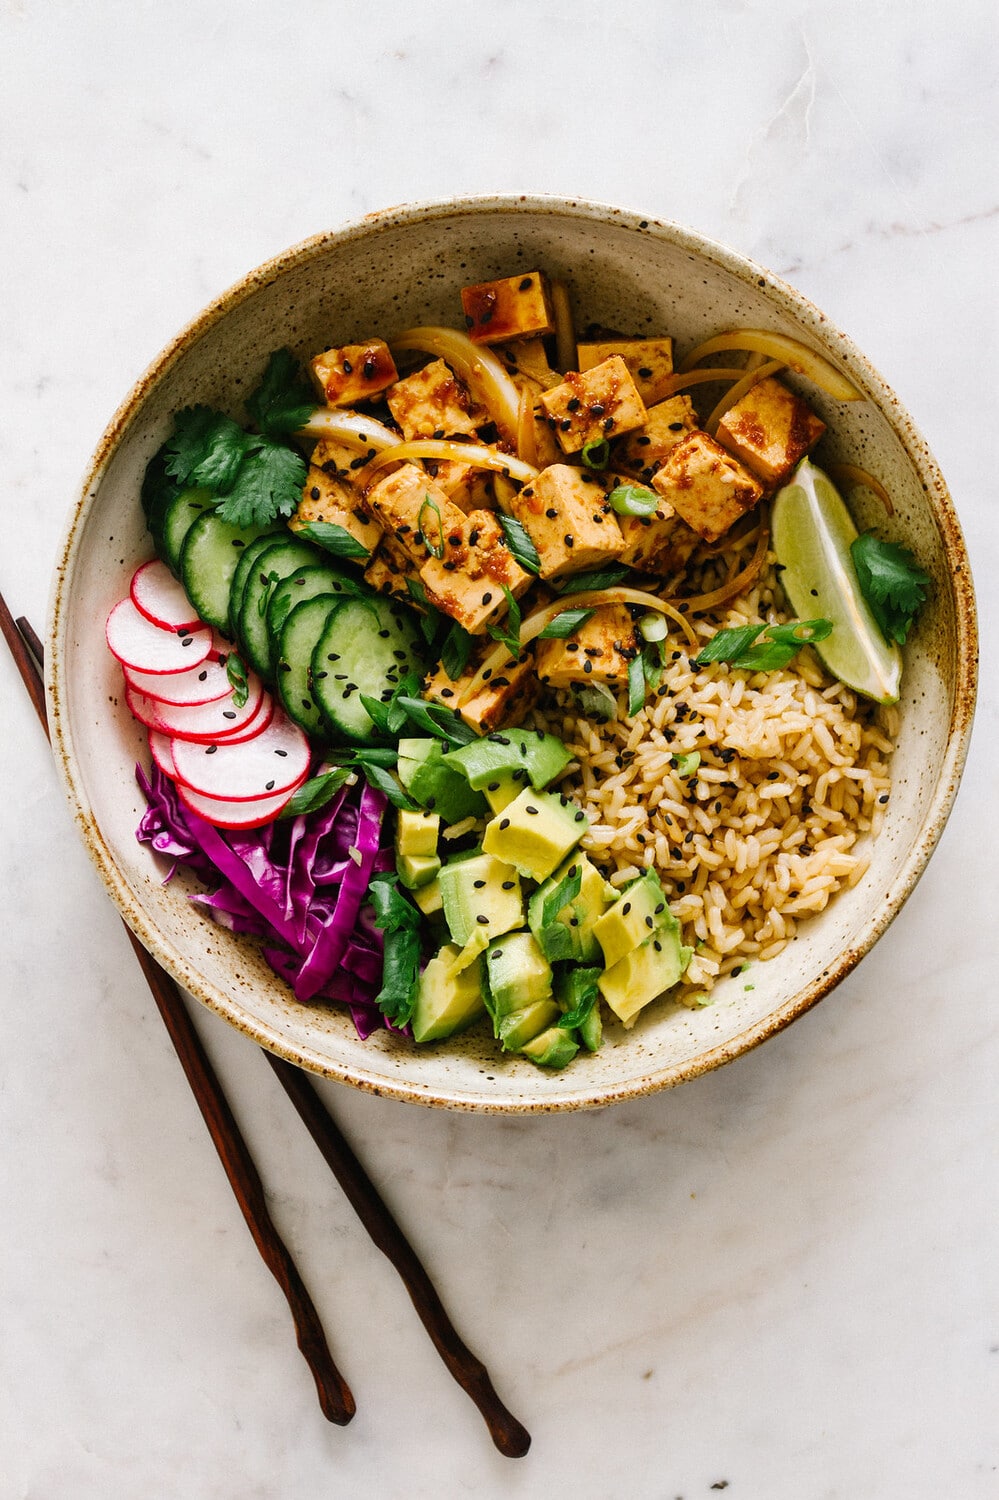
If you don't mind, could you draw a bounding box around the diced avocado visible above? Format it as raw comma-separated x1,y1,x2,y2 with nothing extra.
497,998,560,1052
411,945,487,1043
448,729,573,791
483,771,527,814
579,1004,602,1053
484,931,553,1022
598,928,691,1025
481,787,588,882
593,868,674,968
396,852,441,890
397,737,488,824
520,1025,580,1070
396,808,440,858
555,964,603,1052
411,876,444,917
528,853,612,963
438,852,524,948
445,928,490,976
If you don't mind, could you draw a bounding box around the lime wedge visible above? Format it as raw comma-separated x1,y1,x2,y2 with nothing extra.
771,459,902,704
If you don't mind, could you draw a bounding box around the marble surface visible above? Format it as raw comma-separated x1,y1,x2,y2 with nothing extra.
1,3,996,1496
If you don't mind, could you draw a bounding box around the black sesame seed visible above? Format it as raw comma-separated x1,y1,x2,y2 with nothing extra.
205,745,217,755
476,914,489,925
499,818,511,830
266,779,276,791
473,879,486,889
501,880,516,890
623,902,632,915
525,805,538,815
546,507,558,519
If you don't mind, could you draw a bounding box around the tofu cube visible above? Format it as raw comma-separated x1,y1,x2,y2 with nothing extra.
310,338,398,406
365,464,468,567
363,532,424,603
290,463,383,554
424,457,495,513
617,503,702,577
419,510,531,635
307,435,378,487
539,356,648,454
508,464,625,580
385,358,484,441
652,432,764,543
535,604,638,688
577,337,675,405
614,395,699,474
714,376,826,488
424,646,540,734
460,270,555,345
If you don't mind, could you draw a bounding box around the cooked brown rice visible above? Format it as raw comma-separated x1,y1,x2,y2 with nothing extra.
527,553,897,1006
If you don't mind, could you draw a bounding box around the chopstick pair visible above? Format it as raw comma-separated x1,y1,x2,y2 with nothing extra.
0,593,530,1457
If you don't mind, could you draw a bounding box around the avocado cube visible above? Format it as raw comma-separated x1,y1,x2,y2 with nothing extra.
528,853,612,963
397,737,488,824
497,998,560,1053
520,1025,580,1070
396,808,440,859
448,729,573,792
396,853,441,891
484,931,553,1022
411,945,487,1043
483,772,526,814
438,852,524,948
578,1004,603,1053
411,876,444,917
598,928,690,1026
593,868,674,968
481,788,588,882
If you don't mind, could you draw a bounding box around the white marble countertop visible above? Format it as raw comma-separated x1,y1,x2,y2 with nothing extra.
1,4,996,1496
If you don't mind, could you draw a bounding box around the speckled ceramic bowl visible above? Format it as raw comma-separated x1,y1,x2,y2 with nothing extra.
48,196,977,1111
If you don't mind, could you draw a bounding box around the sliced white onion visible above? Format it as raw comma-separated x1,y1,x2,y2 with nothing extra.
390,326,521,444
679,330,862,402
297,408,400,450
358,439,538,486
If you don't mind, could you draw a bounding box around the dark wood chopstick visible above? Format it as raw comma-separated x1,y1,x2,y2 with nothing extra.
0,590,354,1426
3,594,531,1456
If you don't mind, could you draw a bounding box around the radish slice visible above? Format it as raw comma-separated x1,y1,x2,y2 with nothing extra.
148,730,177,778
107,596,212,674
130,559,201,631
170,708,310,801
176,779,305,830
124,652,235,706
125,678,271,743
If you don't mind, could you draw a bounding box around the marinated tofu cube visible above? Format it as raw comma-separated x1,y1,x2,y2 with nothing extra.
508,464,625,580
714,375,826,488
461,270,555,345
307,435,382,488
310,338,398,406
419,510,531,635
424,457,495,513
614,395,699,474
617,504,702,577
385,358,484,441
577,337,675,405
652,432,763,543
366,464,468,567
363,531,424,604
539,356,648,454
496,337,562,391
535,603,638,689
424,646,540,734
290,463,383,554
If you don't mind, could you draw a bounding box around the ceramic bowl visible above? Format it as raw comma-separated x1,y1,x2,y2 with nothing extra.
47,196,977,1111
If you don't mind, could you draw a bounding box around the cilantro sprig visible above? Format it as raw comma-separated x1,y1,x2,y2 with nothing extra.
367,873,422,1027
851,532,930,646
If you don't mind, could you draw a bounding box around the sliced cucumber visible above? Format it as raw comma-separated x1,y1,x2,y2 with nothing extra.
312,596,426,744
159,489,215,575
180,514,278,633
236,538,323,680
267,564,364,668
227,530,287,639
276,593,343,737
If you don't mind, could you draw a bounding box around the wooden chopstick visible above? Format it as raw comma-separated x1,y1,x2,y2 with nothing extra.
2,595,530,1457
0,589,355,1426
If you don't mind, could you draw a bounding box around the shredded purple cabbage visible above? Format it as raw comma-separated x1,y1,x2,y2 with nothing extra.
136,760,393,1036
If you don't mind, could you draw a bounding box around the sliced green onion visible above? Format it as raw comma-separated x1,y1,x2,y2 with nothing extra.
608,483,658,517
639,612,668,642
580,437,611,470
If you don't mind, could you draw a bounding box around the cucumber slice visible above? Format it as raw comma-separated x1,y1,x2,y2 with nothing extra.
267,564,365,667
311,596,426,744
227,530,287,638
275,593,343,736
179,513,278,633
236,539,324,680
159,489,215,575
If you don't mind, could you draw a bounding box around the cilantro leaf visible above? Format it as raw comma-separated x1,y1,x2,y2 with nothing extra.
367,873,422,1026
368,871,421,933
215,440,307,528
165,406,249,493
278,767,351,819
850,531,930,646
695,618,833,672
246,349,317,438
224,651,249,709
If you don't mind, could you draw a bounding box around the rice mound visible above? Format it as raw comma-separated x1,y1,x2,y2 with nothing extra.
527,559,897,1005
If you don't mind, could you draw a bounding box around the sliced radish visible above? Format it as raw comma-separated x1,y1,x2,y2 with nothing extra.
177,778,306,830
170,708,310,802
126,678,271,743
124,652,234,706
130,559,201,631
148,730,177,778
107,596,212,675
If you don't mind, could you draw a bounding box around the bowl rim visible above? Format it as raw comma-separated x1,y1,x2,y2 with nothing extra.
46,193,979,1112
